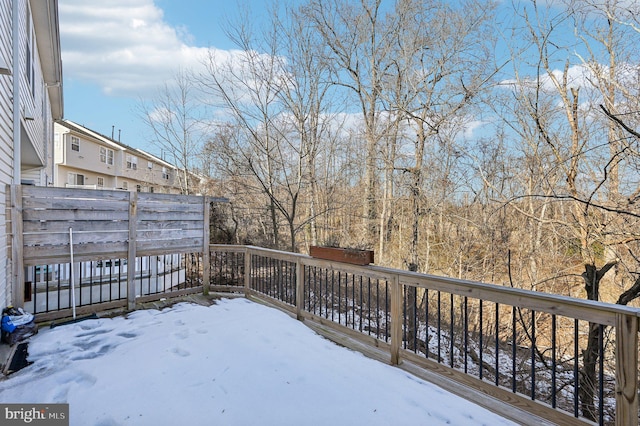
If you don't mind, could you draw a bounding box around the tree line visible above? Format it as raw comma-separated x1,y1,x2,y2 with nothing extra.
139,0,640,305
138,2,640,418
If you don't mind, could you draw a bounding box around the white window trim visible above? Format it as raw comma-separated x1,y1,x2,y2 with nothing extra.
126,154,138,170
100,147,114,165
67,172,85,186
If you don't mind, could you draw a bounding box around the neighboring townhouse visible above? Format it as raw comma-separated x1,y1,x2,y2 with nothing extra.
0,1,63,310
54,120,184,194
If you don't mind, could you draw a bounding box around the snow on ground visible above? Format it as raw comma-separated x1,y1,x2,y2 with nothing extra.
0,298,516,426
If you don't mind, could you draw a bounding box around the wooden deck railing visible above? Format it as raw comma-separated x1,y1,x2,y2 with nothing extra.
210,244,640,426
7,184,638,425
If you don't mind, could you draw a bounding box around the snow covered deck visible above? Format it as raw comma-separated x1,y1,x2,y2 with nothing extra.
0,297,523,426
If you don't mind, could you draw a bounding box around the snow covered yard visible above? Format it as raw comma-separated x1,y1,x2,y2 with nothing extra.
0,298,516,426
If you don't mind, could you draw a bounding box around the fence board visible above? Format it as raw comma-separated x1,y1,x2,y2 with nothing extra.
136,239,203,252
24,209,130,221
137,220,203,231
23,242,129,264
137,211,203,221
23,220,129,233
24,230,129,246
22,197,129,211
21,186,130,201
136,229,203,241
137,192,205,204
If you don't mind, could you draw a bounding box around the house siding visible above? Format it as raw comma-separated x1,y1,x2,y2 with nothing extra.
54,121,184,194
0,0,61,309
0,0,14,309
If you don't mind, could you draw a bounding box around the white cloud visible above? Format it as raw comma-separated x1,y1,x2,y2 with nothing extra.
59,0,210,97
499,63,594,93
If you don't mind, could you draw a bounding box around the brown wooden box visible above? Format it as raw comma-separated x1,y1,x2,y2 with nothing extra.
309,246,374,265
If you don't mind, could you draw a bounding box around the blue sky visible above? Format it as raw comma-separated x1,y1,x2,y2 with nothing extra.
57,0,615,158
58,0,256,155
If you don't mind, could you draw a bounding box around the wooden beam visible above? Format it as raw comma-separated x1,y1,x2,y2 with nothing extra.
202,197,210,295
127,192,138,310
135,287,203,304
34,300,126,323
10,185,24,308
615,313,639,426
390,274,402,365
244,247,251,297
296,258,304,320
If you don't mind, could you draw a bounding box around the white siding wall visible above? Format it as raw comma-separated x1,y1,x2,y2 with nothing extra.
54,122,185,195
0,1,58,310
21,0,52,181
0,0,14,309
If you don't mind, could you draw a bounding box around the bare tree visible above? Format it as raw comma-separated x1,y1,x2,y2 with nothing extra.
498,0,640,419
272,4,342,249
386,0,498,273
138,69,205,194
302,0,397,244
198,4,342,252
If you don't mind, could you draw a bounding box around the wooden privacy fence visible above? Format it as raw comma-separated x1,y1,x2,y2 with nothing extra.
209,244,640,426
7,185,225,314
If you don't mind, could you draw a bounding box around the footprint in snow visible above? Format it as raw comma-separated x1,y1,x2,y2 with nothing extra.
75,328,112,338
70,344,114,361
171,347,190,357
173,329,189,340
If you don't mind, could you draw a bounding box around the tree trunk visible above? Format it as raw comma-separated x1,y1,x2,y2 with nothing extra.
578,261,617,421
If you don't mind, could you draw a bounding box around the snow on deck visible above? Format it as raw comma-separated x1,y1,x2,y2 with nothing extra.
0,298,516,426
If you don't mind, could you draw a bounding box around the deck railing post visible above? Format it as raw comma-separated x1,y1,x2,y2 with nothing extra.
10,184,25,308
244,247,252,297
296,259,304,320
202,197,210,296
127,192,138,310
390,274,402,365
614,313,639,426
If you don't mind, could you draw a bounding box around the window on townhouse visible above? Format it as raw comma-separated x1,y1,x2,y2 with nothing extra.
67,173,85,186
150,187,155,193
126,154,138,170
162,167,170,180
148,161,153,169
122,181,128,190
97,177,104,188
136,185,141,192
100,147,114,165
71,136,80,152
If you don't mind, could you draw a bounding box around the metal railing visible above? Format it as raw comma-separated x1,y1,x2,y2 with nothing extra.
26,252,204,320
19,239,639,425
209,244,640,426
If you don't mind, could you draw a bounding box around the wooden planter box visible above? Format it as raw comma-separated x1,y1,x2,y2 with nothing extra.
309,246,374,266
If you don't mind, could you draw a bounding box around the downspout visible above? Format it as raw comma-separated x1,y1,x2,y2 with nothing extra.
12,0,21,184
10,0,24,308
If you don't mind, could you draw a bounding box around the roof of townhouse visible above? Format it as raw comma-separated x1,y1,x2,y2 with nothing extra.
57,119,178,170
